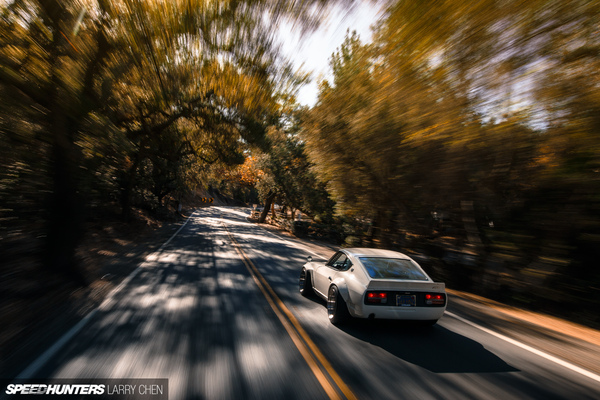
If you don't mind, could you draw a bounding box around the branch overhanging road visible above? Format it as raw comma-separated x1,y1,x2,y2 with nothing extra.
13,207,600,400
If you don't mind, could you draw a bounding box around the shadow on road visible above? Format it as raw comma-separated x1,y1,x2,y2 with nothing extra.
342,319,518,373
301,291,517,374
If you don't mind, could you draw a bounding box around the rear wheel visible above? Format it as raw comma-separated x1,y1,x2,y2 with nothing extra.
299,268,313,297
327,285,350,325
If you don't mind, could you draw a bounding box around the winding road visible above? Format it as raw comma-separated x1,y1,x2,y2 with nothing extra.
11,207,600,399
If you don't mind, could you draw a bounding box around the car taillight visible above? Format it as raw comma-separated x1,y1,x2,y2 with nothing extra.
366,292,388,304
425,293,445,305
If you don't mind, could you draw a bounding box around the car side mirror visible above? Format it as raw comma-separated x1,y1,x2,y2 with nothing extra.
307,256,312,263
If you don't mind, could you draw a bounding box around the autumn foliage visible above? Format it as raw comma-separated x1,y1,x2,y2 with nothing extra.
300,0,600,324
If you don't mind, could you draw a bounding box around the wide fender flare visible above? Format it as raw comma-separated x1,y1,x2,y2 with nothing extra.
331,277,350,302
303,262,316,273
302,263,317,285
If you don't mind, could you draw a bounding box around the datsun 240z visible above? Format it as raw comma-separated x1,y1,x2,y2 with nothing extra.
299,248,447,325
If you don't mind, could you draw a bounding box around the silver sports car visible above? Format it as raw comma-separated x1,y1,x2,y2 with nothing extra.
299,248,447,325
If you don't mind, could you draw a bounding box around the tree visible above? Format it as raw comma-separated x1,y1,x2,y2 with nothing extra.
0,0,354,282
302,0,600,321
256,112,335,224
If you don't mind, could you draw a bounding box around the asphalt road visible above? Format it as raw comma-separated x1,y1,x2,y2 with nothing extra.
11,207,600,399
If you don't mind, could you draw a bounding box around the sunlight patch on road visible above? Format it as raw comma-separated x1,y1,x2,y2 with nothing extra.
203,349,236,399
164,294,197,312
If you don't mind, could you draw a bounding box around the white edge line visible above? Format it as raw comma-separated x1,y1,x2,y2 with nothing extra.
14,210,197,380
14,308,99,380
445,311,600,384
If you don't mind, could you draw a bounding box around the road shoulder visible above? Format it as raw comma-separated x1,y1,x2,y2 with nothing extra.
0,210,191,380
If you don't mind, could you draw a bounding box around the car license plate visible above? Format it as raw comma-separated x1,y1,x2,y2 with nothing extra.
397,295,416,307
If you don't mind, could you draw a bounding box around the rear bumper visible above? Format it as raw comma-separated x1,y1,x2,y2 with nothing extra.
351,304,446,321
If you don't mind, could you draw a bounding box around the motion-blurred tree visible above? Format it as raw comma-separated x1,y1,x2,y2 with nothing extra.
303,0,600,319
0,0,355,282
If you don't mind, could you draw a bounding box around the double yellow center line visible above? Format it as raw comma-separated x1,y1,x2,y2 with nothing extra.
223,224,358,400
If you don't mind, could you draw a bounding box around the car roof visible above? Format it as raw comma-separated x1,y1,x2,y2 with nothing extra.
342,248,413,260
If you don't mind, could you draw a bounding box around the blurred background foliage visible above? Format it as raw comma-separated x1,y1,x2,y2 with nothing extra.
1,0,599,326
0,0,351,281
302,0,600,324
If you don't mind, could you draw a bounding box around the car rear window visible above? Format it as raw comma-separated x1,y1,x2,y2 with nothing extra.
358,257,429,280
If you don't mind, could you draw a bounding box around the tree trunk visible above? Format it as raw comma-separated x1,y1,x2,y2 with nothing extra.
374,209,393,248
461,200,483,247
120,146,146,221
43,21,87,285
258,192,276,223
120,162,137,221
45,99,87,285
